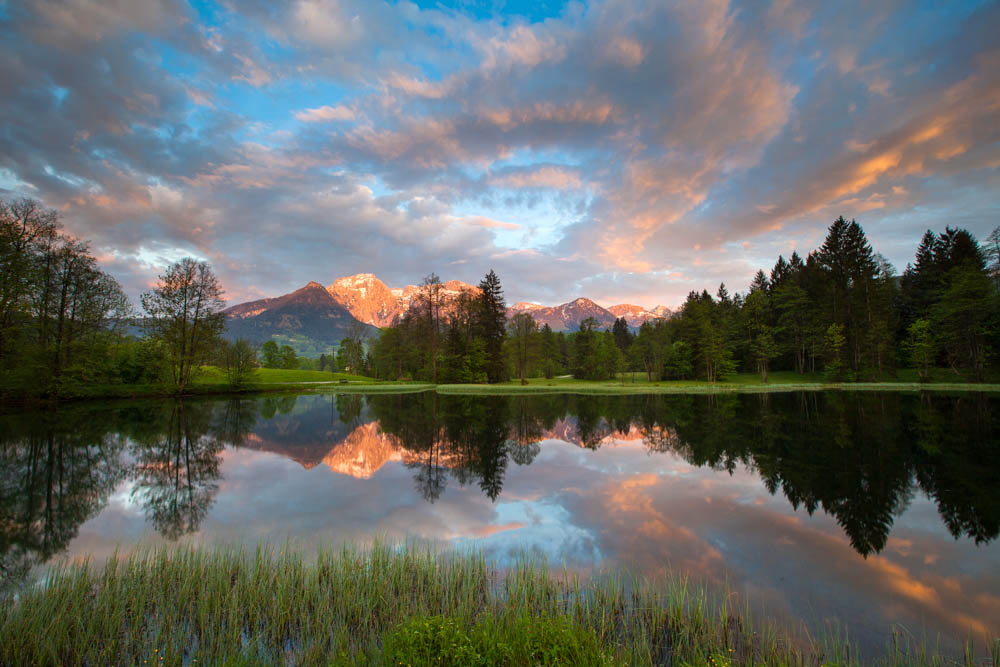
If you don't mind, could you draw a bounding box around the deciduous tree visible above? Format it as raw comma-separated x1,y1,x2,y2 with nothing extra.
141,258,226,392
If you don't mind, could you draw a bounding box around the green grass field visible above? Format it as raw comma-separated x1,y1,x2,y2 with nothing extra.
15,367,999,403
198,366,373,384
3,543,991,666
436,371,1000,395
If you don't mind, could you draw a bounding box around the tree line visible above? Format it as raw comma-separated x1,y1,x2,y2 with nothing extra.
1,198,256,397
367,216,1000,384
4,196,998,395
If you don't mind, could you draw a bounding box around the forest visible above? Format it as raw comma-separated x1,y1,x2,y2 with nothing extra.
2,194,999,397
368,216,1000,385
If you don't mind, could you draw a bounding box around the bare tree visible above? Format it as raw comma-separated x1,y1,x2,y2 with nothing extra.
141,258,226,392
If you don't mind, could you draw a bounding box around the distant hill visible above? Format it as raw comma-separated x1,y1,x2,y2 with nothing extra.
223,282,376,349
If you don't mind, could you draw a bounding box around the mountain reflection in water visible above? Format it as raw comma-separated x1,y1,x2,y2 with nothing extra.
0,391,997,651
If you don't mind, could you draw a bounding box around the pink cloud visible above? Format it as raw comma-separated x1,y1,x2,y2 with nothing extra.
294,104,355,122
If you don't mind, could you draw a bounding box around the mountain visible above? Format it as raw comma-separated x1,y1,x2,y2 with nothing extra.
224,273,673,344
508,297,617,331
607,304,672,327
328,274,478,328
223,281,375,346
327,274,408,328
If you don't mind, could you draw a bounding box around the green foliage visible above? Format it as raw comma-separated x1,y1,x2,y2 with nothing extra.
751,329,779,383
823,324,846,382
221,339,259,389
507,311,539,384
279,344,299,370
572,317,602,380
478,269,508,383
112,336,171,385
0,198,132,397
932,265,997,382
141,258,226,392
384,614,610,667
0,541,984,667
260,340,280,368
337,331,365,375
903,319,936,382
664,341,693,379
383,615,482,666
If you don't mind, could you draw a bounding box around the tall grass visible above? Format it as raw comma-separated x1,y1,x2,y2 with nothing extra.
1,543,994,666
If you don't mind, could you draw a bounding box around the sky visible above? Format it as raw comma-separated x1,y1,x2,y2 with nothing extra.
2,0,999,308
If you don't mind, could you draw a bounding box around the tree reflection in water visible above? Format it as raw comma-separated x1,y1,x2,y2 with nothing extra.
0,408,127,590
0,389,995,587
369,391,999,557
130,400,258,540
0,398,258,589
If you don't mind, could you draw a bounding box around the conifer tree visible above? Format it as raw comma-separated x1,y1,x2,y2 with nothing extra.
477,269,507,383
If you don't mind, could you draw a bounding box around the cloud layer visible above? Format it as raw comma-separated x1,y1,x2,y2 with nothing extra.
1,0,998,306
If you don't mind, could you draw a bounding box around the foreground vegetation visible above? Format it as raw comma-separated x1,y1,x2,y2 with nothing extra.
3,543,994,666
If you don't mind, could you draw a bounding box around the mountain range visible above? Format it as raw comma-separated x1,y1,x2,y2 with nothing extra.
223,273,672,347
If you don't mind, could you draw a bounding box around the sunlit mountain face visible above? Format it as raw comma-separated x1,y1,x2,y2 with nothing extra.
224,273,670,333
2,391,997,656
3,2,997,308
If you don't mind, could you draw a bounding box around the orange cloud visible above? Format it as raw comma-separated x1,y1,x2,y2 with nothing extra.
491,166,582,190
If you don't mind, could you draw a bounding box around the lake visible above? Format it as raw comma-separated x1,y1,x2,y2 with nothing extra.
1,390,997,658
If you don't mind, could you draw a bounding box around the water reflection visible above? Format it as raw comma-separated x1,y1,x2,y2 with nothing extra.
130,402,225,540
367,392,999,558
0,391,996,580
0,410,126,589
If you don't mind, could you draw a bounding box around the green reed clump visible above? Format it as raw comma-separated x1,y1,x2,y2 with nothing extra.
0,542,993,666
382,614,613,666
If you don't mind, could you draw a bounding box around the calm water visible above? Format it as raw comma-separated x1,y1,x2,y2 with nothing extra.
1,391,997,655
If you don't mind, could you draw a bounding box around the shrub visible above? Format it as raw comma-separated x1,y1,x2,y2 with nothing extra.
382,614,612,666
382,615,481,666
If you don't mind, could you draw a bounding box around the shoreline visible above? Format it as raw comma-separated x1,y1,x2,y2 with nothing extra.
3,376,1000,408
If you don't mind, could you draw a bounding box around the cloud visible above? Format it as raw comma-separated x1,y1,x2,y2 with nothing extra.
294,104,355,122
456,215,521,230
0,0,997,309
490,166,583,190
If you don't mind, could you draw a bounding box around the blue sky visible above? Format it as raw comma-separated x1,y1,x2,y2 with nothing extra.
1,0,998,307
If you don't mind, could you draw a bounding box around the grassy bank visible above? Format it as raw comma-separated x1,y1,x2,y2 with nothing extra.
7,368,999,405
2,544,993,666
4,368,388,403
437,372,1000,395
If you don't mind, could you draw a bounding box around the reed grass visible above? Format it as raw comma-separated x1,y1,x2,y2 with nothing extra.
1,543,994,666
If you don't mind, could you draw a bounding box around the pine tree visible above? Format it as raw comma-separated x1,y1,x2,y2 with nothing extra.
612,316,632,353
770,255,791,289
477,269,507,383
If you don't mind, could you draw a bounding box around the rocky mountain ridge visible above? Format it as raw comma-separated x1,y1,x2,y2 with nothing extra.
325,273,671,331
224,273,672,340
223,281,376,347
